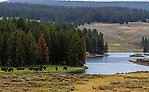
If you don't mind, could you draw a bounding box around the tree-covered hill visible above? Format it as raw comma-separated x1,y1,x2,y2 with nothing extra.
0,2,148,26
7,0,149,10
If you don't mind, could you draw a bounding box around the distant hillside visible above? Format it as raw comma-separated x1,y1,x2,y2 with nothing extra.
7,0,149,10
0,2,148,26
79,22,149,52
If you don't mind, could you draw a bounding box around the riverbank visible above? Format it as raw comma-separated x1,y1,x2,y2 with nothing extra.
0,71,149,91
129,58,149,66
87,53,109,58
136,53,149,55
0,65,88,74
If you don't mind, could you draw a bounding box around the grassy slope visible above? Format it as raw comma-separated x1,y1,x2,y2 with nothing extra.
0,65,87,74
79,22,149,52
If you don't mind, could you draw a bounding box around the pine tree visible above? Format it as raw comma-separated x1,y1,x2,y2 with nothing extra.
66,29,86,67
16,18,26,31
77,29,86,66
38,34,49,65
1,32,9,66
143,45,148,53
25,31,40,65
14,30,25,67
104,42,108,53
141,36,145,46
97,32,104,55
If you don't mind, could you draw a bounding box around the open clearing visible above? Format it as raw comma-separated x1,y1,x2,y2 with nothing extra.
79,22,149,52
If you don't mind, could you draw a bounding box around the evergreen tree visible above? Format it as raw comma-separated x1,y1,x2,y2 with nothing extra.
141,36,145,46
14,30,25,67
1,32,9,66
38,34,49,65
24,31,40,65
104,42,108,53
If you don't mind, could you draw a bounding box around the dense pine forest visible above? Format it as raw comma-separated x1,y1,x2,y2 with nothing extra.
141,37,149,53
82,28,108,55
7,0,149,10
0,3,149,26
0,17,86,67
0,17,107,67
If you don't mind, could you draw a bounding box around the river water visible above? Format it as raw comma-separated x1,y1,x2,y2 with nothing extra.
62,52,149,74
85,52,149,74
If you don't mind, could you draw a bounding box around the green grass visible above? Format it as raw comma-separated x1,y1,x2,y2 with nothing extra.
87,54,109,58
136,53,149,55
0,65,88,74
129,59,137,63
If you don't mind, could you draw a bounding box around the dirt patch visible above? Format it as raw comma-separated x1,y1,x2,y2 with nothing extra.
94,23,117,27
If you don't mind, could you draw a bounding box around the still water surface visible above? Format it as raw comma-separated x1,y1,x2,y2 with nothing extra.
63,52,149,74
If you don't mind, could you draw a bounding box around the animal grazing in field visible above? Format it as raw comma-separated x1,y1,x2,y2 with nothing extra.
63,66,68,70
33,68,39,71
22,68,25,70
55,67,58,71
43,67,46,70
17,67,20,70
40,65,43,69
8,68,13,72
39,68,43,71
29,67,33,70
17,67,25,70
1,67,8,72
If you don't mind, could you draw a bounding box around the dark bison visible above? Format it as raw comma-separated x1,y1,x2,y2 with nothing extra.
55,67,58,71
8,68,14,72
63,66,68,70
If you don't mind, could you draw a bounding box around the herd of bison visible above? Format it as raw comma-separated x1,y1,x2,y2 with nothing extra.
1,65,68,72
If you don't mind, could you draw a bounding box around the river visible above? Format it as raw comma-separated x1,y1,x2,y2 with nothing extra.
63,52,149,74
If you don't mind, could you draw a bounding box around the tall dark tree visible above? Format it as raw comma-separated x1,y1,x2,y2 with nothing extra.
38,34,49,65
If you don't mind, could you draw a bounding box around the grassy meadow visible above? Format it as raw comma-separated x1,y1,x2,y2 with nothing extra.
0,65,87,74
0,71,149,92
74,71,149,92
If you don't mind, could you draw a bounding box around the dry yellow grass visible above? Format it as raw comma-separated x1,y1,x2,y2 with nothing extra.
95,23,116,27
74,73,149,92
0,72,149,92
79,22,149,52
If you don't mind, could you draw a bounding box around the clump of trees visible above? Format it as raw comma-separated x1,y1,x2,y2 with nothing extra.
0,3,148,26
0,17,86,67
82,28,108,55
141,37,149,52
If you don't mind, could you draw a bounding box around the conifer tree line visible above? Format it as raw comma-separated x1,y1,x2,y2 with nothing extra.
141,37,149,52
0,3,149,26
0,17,86,67
82,28,108,55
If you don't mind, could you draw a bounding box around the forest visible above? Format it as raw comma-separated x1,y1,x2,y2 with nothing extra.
141,37,149,52
82,28,108,55
7,0,149,11
0,17,107,67
0,3,148,26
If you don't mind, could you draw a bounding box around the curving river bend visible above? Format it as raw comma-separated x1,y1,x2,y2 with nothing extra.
85,52,149,74
63,52,149,74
